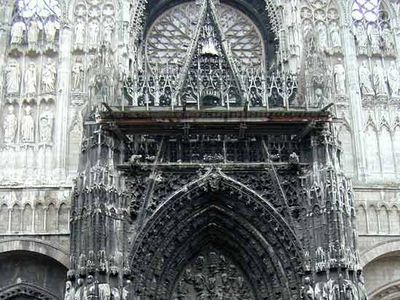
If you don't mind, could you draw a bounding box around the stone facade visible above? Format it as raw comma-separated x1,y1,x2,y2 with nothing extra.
0,0,399,299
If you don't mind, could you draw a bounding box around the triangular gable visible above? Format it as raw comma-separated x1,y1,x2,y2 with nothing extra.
174,0,244,108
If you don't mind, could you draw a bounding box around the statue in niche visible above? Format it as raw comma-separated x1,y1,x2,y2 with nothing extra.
98,283,111,300
372,60,387,95
314,87,327,108
368,23,381,54
27,18,41,51
3,105,17,143
317,22,328,51
39,105,54,143
387,61,400,97
359,61,373,95
330,21,341,50
103,17,114,44
86,275,97,300
356,272,368,300
381,24,395,55
41,59,57,93
5,60,20,94
64,281,75,300
88,19,99,48
300,277,314,299
74,278,84,300
21,105,35,143
44,16,59,47
74,19,85,50
72,59,85,90
10,18,26,45
334,62,346,96
354,22,368,55
24,63,37,94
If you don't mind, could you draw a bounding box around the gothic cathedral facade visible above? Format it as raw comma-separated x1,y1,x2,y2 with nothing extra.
0,0,400,299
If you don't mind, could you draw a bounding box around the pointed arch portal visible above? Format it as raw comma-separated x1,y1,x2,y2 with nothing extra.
129,171,304,299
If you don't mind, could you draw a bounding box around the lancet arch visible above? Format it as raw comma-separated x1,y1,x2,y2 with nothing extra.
129,170,304,299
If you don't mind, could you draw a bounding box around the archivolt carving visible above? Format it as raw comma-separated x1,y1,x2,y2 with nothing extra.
129,169,304,299
0,282,60,300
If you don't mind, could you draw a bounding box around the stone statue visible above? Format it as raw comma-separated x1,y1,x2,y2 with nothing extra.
39,105,54,143
3,105,17,143
334,63,346,96
354,22,368,55
41,59,57,93
21,105,35,143
98,283,111,300
103,17,114,44
74,19,85,49
368,23,380,54
317,22,328,51
330,21,341,49
359,62,373,95
381,24,395,55
387,62,400,97
75,278,84,300
88,19,99,48
111,287,120,300
72,59,85,90
10,18,26,45
356,272,368,300
64,281,75,300
27,19,41,51
5,60,20,94
300,277,314,299
314,87,326,108
44,16,59,46
372,61,387,95
86,275,97,300
24,63,37,95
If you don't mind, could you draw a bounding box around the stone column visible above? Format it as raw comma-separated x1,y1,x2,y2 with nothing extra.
54,23,73,182
341,22,366,182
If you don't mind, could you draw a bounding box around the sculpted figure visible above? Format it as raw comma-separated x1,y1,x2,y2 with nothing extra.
111,287,120,300
387,61,400,96
5,60,21,94
98,283,111,300
354,22,368,55
3,105,17,143
368,23,380,54
330,21,341,49
317,22,328,51
357,272,368,300
39,105,54,143
373,61,387,95
74,19,85,49
334,63,346,96
359,62,373,95
64,281,75,300
10,18,26,45
88,19,99,48
86,275,97,300
75,278,84,300
27,19,41,50
41,59,57,93
300,277,314,299
44,16,59,46
24,63,37,94
382,24,395,55
21,105,35,143
72,59,85,90
103,17,114,44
